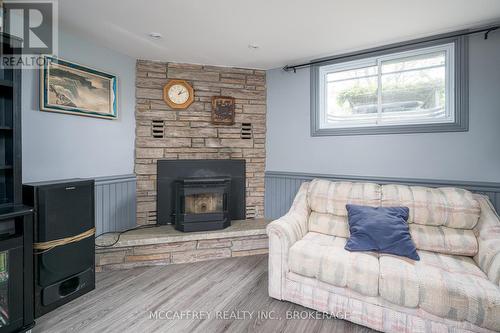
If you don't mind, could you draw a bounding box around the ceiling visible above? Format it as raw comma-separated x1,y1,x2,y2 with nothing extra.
59,0,500,69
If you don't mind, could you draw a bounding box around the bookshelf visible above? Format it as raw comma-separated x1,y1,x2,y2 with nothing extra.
0,32,34,333
0,33,21,208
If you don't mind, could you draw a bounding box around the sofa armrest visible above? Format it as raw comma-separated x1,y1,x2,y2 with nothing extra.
266,182,310,299
473,195,500,286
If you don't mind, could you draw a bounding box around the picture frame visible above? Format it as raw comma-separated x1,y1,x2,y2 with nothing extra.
40,56,117,119
211,96,235,125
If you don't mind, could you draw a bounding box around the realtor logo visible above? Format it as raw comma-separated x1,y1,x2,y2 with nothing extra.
1,0,58,67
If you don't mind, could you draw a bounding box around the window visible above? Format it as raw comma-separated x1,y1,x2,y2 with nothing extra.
311,37,468,136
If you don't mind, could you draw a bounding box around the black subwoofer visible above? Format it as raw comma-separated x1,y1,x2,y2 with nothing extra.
23,179,95,318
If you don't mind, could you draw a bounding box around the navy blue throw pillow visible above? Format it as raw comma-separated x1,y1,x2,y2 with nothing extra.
345,204,419,260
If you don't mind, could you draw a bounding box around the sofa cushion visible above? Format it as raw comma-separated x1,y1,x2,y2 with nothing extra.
379,254,420,308
409,224,478,256
382,184,480,229
308,212,350,238
345,204,419,260
379,251,500,331
288,232,379,297
308,179,381,217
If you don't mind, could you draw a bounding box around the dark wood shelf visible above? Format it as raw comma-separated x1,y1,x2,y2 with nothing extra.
0,197,11,206
0,205,33,219
0,80,13,88
0,126,12,131
0,165,12,170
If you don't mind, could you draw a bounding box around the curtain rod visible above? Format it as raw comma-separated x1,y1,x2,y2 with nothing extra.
283,25,500,72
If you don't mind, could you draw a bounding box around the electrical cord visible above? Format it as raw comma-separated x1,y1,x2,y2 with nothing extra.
94,224,159,248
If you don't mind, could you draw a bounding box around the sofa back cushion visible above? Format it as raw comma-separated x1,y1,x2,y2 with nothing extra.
308,211,350,238
306,179,481,256
307,179,380,238
307,179,381,216
381,184,480,229
409,224,478,256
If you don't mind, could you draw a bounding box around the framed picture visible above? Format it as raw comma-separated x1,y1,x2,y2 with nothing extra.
40,56,117,119
211,96,235,125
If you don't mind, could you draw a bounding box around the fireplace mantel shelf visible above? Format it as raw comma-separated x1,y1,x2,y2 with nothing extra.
96,218,270,249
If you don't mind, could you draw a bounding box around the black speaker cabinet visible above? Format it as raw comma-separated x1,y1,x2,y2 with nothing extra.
23,179,95,318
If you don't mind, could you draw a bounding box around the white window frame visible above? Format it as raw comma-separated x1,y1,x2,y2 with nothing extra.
310,37,468,136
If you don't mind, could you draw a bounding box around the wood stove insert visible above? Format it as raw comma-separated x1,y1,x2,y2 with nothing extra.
174,177,231,232
157,159,246,227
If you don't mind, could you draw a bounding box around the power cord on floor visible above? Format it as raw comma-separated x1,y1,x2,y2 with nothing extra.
95,224,159,248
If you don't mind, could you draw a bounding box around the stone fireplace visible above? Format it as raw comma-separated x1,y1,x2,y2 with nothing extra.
135,61,266,225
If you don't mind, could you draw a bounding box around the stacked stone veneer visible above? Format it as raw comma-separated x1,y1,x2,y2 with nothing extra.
135,60,266,225
95,234,268,271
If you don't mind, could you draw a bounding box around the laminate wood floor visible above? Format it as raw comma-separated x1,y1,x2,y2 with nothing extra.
34,255,374,333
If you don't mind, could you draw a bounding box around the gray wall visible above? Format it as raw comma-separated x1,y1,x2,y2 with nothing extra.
22,25,136,182
266,33,500,183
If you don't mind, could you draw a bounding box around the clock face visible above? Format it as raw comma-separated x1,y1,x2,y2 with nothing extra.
163,80,194,109
167,84,190,105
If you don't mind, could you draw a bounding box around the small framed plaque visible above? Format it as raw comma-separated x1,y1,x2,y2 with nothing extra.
211,96,235,125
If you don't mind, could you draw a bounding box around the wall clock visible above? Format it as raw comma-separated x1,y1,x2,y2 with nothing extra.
163,79,194,109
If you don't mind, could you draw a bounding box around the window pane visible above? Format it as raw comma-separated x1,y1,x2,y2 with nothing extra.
317,43,457,133
380,54,447,123
326,66,378,126
381,51,446,74
328,65,378,82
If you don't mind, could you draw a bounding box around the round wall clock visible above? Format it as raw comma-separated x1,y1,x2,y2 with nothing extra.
163,79,194,109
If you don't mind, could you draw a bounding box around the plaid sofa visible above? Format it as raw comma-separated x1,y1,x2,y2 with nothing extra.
267,179,500,333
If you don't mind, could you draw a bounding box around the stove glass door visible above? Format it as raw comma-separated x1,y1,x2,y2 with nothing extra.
184,192,224,214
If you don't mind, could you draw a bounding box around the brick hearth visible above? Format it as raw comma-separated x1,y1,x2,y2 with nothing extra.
95,219,270,271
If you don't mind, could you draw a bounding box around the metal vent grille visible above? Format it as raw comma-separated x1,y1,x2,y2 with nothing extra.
147,210,157,224
152,120,165,138
241,123,253,139
246,205,256,219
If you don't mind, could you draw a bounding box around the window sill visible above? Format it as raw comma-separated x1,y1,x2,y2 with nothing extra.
311,120,468,136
